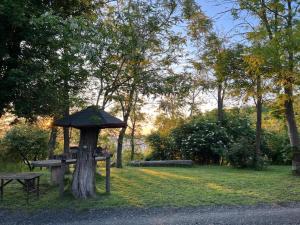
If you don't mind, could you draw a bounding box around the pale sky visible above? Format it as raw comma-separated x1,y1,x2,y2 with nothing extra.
141,1,252,134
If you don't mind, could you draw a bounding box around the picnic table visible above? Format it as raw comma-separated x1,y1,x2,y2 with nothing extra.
31,156,111,196
0,172,42,203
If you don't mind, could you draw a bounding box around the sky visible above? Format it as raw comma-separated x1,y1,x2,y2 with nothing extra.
200,0,246,42
141,1,252,134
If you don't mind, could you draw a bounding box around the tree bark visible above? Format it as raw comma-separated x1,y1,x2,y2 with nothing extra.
63,79,70,154
48,126,57,159
284,85,300,174
116,127,126,168
130,119,136,161
217,83,224,123
255,74,262,167
72,128,99,198
116,88,135,168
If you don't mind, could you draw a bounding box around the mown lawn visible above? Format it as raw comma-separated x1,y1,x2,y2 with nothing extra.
0,163,300,210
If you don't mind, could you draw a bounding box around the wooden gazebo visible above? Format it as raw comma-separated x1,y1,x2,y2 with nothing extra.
54,106,126,198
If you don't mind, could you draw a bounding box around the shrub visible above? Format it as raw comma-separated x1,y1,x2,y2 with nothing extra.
1,124,48,170
264,131,291,165
122,148,144,164
145,132,179,160
226,137,256,168
172,119,230,164
226,136,268,169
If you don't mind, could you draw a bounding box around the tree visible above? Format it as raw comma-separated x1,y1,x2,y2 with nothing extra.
1,124,48,171
200,33,228,123
0,0,98,158
0,0,97,115
128,93,146,161
92,0,183,168
229,45,272,168
232,0,300,174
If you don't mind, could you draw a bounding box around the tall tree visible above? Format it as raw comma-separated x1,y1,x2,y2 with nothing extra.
93,0,183,168
0,0,98,157
232,0,300,174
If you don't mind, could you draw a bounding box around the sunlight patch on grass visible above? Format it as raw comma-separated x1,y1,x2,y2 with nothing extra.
140,168,194,180
1,164,300,210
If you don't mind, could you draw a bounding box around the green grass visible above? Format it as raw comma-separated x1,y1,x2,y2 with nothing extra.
1,163,300,210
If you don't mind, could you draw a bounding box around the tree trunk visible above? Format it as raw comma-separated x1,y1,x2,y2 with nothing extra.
116,127,126,168
48,126,57,159
130,119,136,161
116,88,135,168
72,128,99,198
255,74,262,168
63,80,70,154
217,83,224,123
284,86,300,175
63,127,70,154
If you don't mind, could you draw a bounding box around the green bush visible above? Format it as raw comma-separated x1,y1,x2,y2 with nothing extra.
226,136,268,169
122,148,144,164
264,131,291,165
1,124,48,170
146,112,289,168
226,137,255,168
172,119,230,164
145,132,179,160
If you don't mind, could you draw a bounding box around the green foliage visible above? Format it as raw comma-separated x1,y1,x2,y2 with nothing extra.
226,137,256,168
122,148,144,165
172,118,230,163
264,131,291,165
145,132,178,160
147,114,257,165
0,0,96,117
146,112,282,169
1,124,48,170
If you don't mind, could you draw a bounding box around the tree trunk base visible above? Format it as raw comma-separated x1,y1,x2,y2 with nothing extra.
292,152,300,175
71,128,98,199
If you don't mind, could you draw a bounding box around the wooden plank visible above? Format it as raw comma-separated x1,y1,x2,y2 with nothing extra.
129,160,193,167
31,157,106,168
0,173,42,180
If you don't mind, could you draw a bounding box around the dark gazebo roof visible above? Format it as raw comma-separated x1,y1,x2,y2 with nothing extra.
54,106,126,129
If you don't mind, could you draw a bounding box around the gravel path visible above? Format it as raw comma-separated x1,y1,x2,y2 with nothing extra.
1,203,300,225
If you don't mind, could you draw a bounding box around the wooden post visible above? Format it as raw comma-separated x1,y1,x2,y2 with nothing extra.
106,156,111,194
59,158,66,198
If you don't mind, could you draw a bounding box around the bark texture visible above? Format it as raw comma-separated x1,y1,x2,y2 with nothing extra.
217,83,224,123
48,127,57,159
72,128,99,198
116,127,126,168
63,127,70,154
284,86,300,175
255,75,262,167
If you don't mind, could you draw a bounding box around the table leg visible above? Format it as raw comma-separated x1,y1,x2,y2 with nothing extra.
26,179,29,204
37,177,40,199
1,179,3,201
59,162,66,198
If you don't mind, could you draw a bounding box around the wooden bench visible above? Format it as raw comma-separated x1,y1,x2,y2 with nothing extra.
31,156,111,196
0,172,42,203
